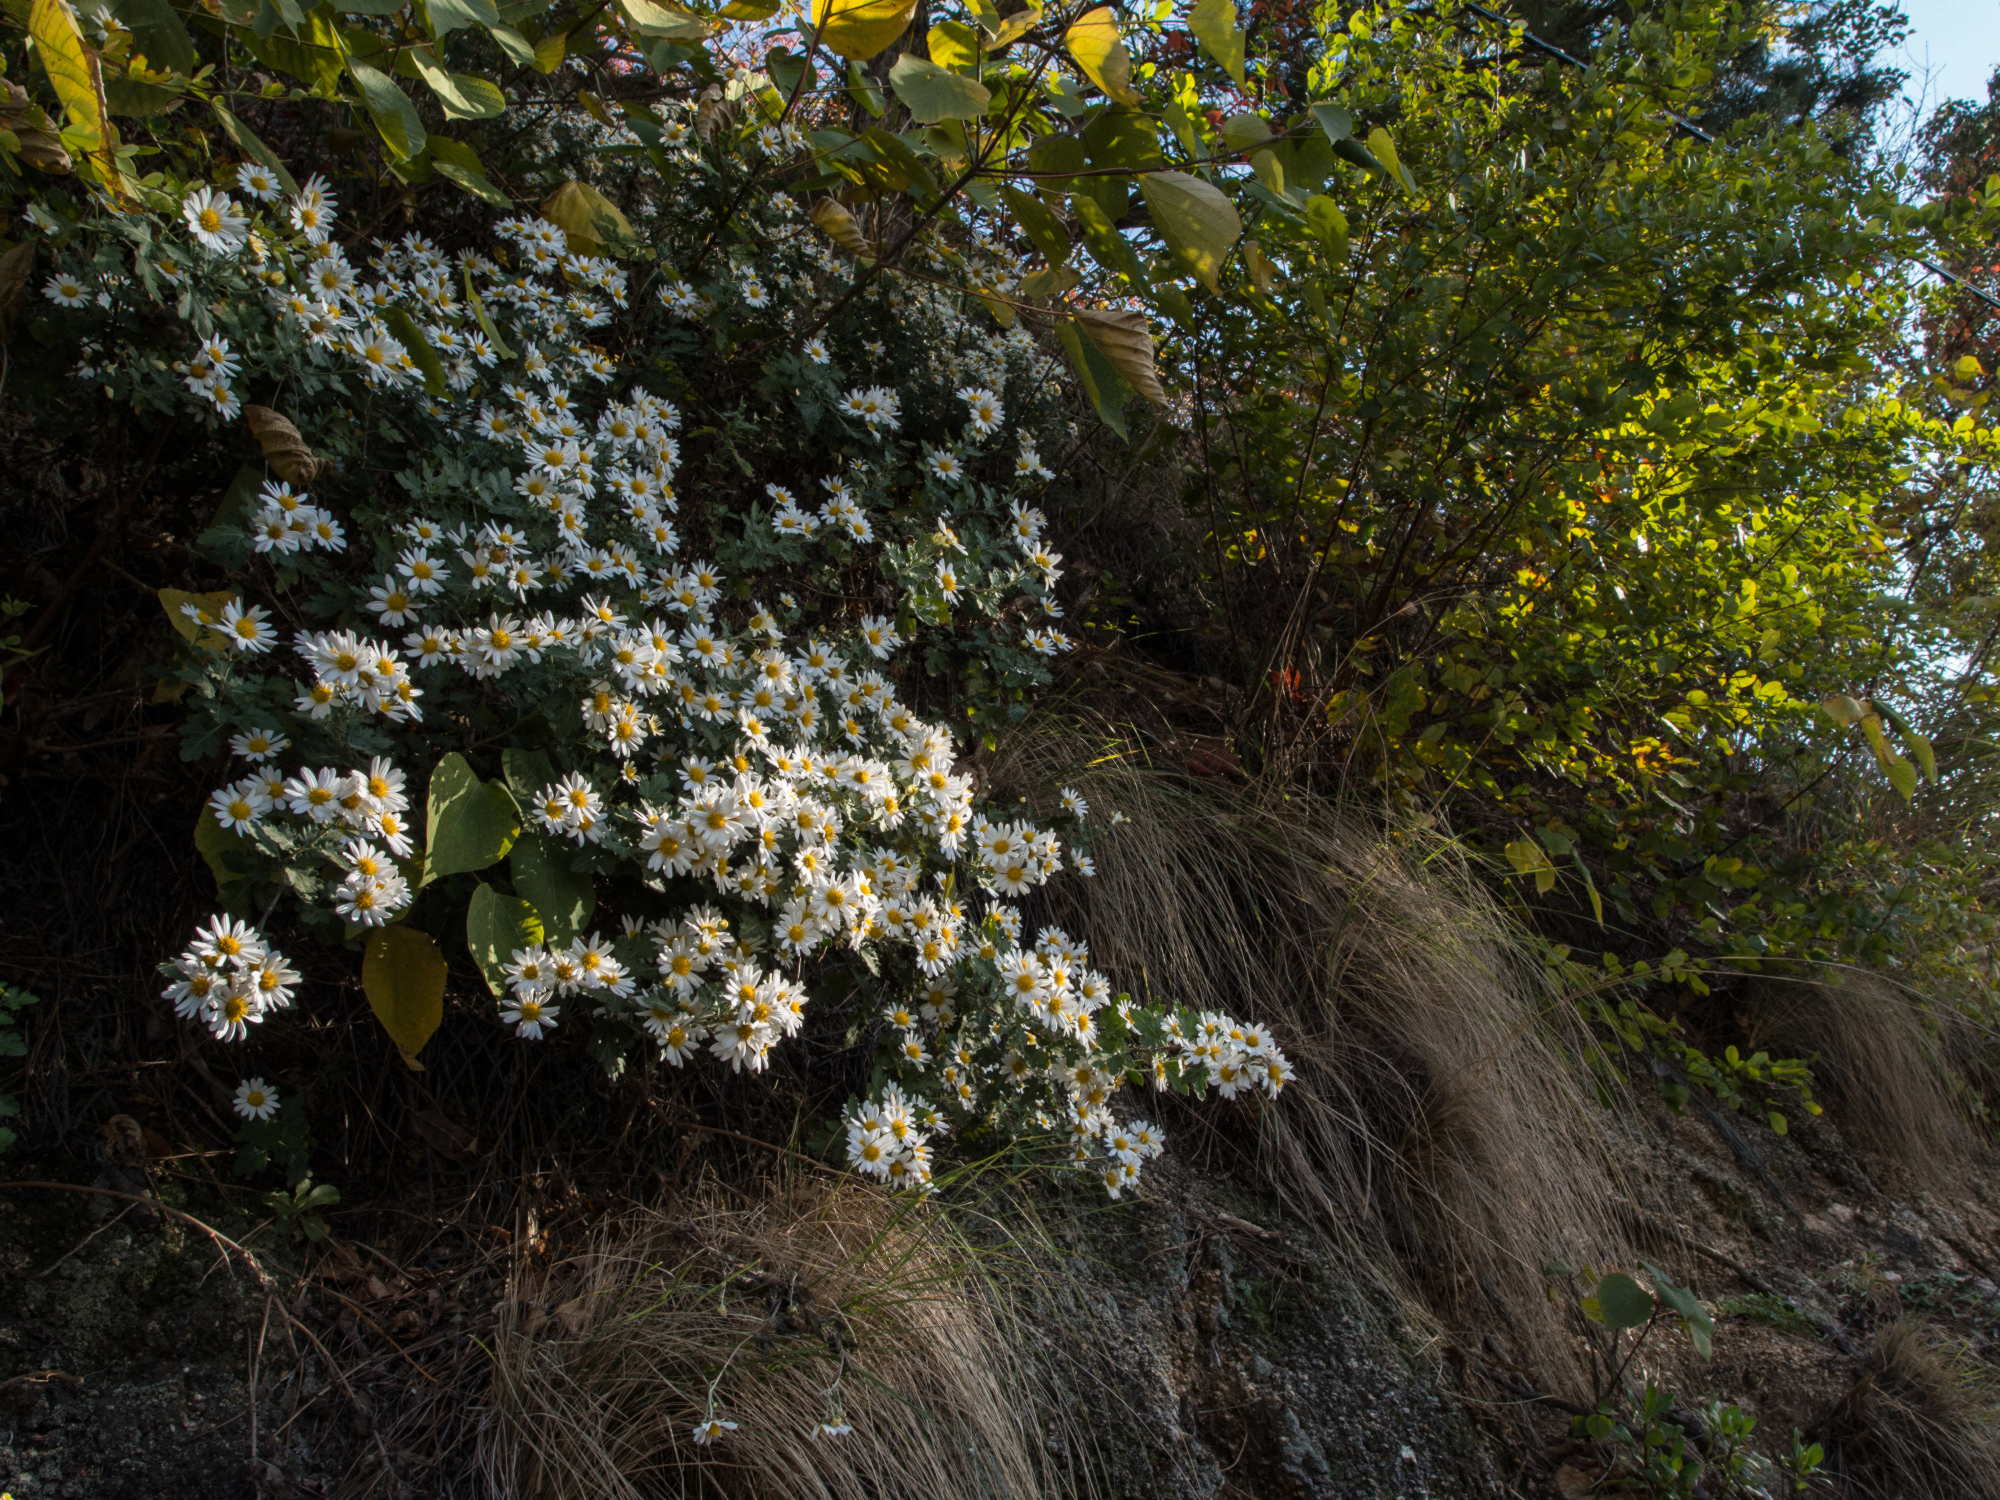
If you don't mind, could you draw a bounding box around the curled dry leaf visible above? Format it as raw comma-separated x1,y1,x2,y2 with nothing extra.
0,80,72,173
245,405,325,483
1073,308,1167,407
810,198,876,260
0,240,36,335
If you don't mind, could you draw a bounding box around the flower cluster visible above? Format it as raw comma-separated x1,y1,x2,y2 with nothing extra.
28,105,1289,1201
162,915,299,1044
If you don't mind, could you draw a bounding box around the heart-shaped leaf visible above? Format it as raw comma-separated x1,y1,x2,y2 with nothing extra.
361,925,446,1064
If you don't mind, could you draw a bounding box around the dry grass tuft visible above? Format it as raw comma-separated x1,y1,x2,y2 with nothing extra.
478,1173,1081,1500
991,714,1625,1379
1819,1321,2000,1500
1751,973,1987,1188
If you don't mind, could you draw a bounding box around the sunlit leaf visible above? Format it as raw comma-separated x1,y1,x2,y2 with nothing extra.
346,56,425,159
888,53,990,122
1188,0,1244,85
1139,169,1240,292
1064,6,1137,107
811,0,917,62
542,179,636,256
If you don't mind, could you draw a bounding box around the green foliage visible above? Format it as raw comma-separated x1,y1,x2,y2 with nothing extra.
264,1174,340,1241
1572,1266,1825,1496
0,983,39,1153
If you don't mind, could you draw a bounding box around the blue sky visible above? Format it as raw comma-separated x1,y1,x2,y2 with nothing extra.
1894,0,1999,112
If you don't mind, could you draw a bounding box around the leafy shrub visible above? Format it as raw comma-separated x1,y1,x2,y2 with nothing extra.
18,90,1287,1197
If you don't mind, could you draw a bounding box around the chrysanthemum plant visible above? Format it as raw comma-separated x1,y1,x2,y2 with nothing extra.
8,0,1301,1197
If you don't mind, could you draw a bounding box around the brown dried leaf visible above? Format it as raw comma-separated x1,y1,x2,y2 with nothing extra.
0,240,34,336
1073,307,1167,407
101,1113,149,1166
245,405,324,484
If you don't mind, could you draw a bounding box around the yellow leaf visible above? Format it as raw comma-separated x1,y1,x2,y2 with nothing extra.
157,587,236,645
361,926,446,1066
1243,237,1276,296
989,3,1038,45
29,0,106,152
1065,6,1137,107
541,180,635,256
810,197,876,259
811,0,918,62
531,29,569,73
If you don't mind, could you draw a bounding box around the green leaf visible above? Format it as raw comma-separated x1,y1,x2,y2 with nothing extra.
410,46,506,119
429,135,511,205
1643,1264,1714,1357
1220,112,1271,151
530,27,569,72
989,3,1037,45
466,882,543,997
888,52,990,122
106,0,196,74
1333,134,1389,177
1310,102,1353,144
999,184,1069,265
1065,5,1137,107
541,179,635,256
511,830,595,946
1082,106,1162,171
210,101,299,196
1593,1272,1655,1330
811,0,917,62
1366,124,1415,194
1057,317,1129,438
361,926,446,1064
811,197,876,259
346,56,426,159
846,58,886,115
1188,0,1244,85
1885,754,1918,802
462,259,516,354
1305,193,1347,262
1140,169,1240,292
424,0,497,34
485,21,535,64
1071,192,1148,290
615,0,712,37
380,305,448,395
157,587,236,644
195,810,250,893
500,747,557,807
424,752,520,882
